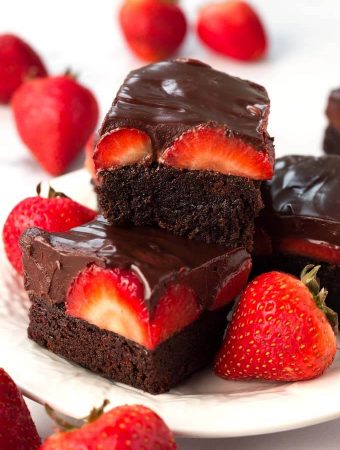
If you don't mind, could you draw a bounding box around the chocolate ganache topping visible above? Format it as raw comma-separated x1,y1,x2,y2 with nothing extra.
20,216,250,311
100,59,271,152
262,155,340,244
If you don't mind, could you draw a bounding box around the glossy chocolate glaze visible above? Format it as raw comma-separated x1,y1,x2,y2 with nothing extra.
261,155,340,244
100,59,271,153
21,216,250,311
326,88,340,129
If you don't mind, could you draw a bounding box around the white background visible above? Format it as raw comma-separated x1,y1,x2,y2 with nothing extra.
1,0,340,448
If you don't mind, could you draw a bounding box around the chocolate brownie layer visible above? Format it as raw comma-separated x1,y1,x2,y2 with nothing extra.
252,253,340,314
28,298,230,394
97,165,263,250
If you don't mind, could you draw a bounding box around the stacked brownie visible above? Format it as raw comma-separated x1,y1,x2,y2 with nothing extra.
21,59,275,394
254,155,340,314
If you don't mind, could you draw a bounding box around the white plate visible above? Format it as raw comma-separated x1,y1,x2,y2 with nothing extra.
1,168,340,439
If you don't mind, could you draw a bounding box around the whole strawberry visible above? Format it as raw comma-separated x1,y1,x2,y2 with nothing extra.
12,74,99,175
119,0,187,62
3,186,97,274
40,402,176,449
197,1,267,61
215,266,337,382
0,34,47,103
0,368,41,449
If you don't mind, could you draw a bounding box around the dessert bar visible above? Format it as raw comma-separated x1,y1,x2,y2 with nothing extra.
253,155,340,313
94,59,274,250
21,216,251,394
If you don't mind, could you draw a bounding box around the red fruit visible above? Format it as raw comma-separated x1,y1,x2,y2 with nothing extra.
209,258,252,310
84,132,98,179
215,266,338,382
197,1,267,61
0,34,47,103
12,75,99,175
0,368,41,449
94,128,152,171
66,264,201,350
40,404,176,450
151,284,201,345
274,237,340,265
119,0,187,62
3,187,97,274
160,126,273,180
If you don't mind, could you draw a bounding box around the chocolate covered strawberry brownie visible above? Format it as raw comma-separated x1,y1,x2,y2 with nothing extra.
94,59,274,250
21,216,251,394
253,155,340,313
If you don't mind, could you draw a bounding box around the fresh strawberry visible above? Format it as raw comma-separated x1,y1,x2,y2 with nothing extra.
197,1,267,61
215,266,338,382
119,0,187,62
40,402,176,450
209,259,252,310
274,237,340,265
160,126,273,180
66,264,201,349
94,128,152,171
3,186,96,274
84,133,98,179
12,74,99,175
0,368,41,449
0,34,47,103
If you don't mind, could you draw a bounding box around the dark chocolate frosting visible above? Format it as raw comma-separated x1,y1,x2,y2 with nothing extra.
21,216,250,311
261,155,340,244
100,59,271,153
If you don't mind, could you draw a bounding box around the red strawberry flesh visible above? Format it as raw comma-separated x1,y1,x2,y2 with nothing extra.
274,237,340,265
0,33,47,103
196,1,267,61
209,258,252,310
12,75,99,176
40,404,176,449
0,368,41,449
160,126,273,180
66,265,202,350
94,128,152,171
214,270,337,382
119,0,187,62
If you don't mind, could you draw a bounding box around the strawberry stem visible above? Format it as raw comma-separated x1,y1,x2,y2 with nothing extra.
36,182,68,199
300,265,338,334
45,400,110,432
45,404,77,431
64,67,78,80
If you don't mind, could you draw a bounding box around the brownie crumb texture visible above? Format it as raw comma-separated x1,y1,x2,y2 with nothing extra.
97,165,263,251
28,298,231,394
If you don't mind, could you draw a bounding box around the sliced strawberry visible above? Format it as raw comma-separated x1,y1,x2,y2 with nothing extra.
94,128,152,171
274,237,340,265
66,265,152,348
66,265,202,350
151,284,201,346
209,259,252,310
160,126,273,180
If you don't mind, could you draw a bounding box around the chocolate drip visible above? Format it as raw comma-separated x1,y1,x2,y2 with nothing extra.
100,59,271,152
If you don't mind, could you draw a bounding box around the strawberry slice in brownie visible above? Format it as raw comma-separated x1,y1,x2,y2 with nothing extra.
21,216,251,394
94,59,274,251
